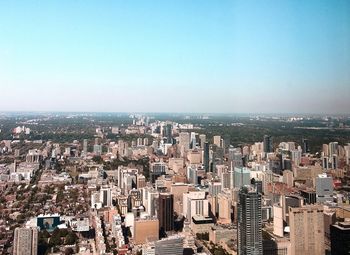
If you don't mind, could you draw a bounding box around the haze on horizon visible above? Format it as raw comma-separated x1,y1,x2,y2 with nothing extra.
0,0,349,114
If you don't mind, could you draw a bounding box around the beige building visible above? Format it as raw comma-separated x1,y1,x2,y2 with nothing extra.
217,192,231,224
289,205,324,255
213,135,221,147
133,218,159,245
171,183,189,214
187,150,201,164
13,227,38,255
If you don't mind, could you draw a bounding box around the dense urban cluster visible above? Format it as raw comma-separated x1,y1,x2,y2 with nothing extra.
0,113,350,255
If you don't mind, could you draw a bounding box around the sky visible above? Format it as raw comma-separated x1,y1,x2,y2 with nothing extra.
0,0,350,114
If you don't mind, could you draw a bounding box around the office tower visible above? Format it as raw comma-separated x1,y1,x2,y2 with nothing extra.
166,124,172,144
142,187,159,217
100,188,112,207
208,181,222,196
315,173,333,203
179,132,190,151
263,135,273,153
237,187,263,255
322,156,329,170
228,147,243,168
329,142,338,156
83,139,88,154
137,174,146,189
221,171,231,189
199,134,206,148
155,235,183,255
273,205,283,237
302,138,310,153
291,149,302,166
213,135,221,147
150,161,167,182
190,132,196,149
13,227,38,255
330,221,350,254
217,192,232,224
203,142,210,172
144,137,149,146
134,218,159,245
289,205,324,255
345,145,350,165
331,154,338,169
187,165,198,185
158,193,174,232
183,191,209,223
234,167,251,189
93,143,102,156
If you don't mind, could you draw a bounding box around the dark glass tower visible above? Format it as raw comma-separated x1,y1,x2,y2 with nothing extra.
238,187,263,255
263,135,273,153
204,142,210,172
302,138,310,153
158,193,174,232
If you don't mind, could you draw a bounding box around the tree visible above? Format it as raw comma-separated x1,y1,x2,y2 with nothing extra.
65,232,78,245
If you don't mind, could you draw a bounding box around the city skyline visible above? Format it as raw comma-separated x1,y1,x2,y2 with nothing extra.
1,0,350,114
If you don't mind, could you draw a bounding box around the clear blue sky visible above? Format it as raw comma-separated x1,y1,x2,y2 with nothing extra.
0,0,349,114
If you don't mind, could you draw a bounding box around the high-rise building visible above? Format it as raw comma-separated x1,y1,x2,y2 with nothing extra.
166,124,172,144
302,138,310,153
83,139,88,154
330,221,350,254
237,187,262,255
190,132,196,149
213,135,221,147
203,142,210,172
199,134,206,148
100,188,112,207
315,173,333,203
134,218,159,245
329,142,339,157
158,193,174,232
13,227,38,255
179,132,190,152
263,135,273,153
155,235,184,255
93,144,102,155
289,205,324,255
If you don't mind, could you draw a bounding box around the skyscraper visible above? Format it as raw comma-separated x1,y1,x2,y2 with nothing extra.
263,135,273,153
83,139,88,154
179,132,190,151
199,134,206,148
13,227,38,255
213,135,221,147
301,138,310,153
158,193,174,232
289,205,324,255
237,187,262,255
166,124,172,144
203,142,210,172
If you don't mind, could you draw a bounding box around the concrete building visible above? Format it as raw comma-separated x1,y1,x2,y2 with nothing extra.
315,173,333,203
289,205,324,255
134,217,159,245
213,135,221,147
155,235,183,255
13,227,38,255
